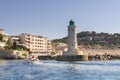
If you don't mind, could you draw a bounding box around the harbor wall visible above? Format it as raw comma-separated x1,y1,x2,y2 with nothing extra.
37,49,120,61
82,49,120,60
0,49,28,59
82,49,120,56
56,55,88,61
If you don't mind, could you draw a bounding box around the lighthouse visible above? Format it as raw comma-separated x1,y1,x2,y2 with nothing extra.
63,20,79,55
56,20,88,61
68,20,78,53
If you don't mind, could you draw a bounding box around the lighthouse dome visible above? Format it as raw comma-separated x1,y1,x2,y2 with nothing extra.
69,20,75,26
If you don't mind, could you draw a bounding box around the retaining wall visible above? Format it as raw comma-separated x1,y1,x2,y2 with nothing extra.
0,49,28,59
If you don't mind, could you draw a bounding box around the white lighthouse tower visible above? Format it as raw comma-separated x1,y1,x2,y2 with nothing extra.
63,20,80,55
56,20,88,61
68,20,77,52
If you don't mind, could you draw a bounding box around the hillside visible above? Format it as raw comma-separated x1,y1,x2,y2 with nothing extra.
52,31,120,49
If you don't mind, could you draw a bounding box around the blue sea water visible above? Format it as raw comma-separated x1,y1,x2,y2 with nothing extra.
0,60,120,80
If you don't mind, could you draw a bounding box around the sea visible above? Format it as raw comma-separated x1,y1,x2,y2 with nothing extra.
0,60,120,80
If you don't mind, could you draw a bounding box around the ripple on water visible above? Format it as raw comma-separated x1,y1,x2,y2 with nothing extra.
0,60,120,80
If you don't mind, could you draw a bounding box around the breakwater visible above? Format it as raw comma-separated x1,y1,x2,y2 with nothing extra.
38,49,120,61
56,55,88,61
38,54,120,61
89,53,120,61
83,49,120,61
38,56,55,60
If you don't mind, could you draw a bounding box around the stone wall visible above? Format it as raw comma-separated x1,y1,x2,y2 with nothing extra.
56,55,88,61
0,49,28,59
55,49,120,61
82,49,120,55
81,49,120,61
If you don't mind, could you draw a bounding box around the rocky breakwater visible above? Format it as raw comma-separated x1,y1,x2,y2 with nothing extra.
89,54,120,61
0,49,28,59
82,49,120,61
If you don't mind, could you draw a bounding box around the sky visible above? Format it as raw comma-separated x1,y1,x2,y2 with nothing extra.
0,0,120,39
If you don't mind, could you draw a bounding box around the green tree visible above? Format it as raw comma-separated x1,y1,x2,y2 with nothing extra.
4,46,12,50
13,41,17,50
0,34,3,41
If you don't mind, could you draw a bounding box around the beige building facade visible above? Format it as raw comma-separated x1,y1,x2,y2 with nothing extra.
19,33,52,55
0,29,8,48
0,29,7,35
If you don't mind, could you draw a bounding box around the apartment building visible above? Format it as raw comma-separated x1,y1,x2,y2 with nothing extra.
10,36,20,44
19,33,52,55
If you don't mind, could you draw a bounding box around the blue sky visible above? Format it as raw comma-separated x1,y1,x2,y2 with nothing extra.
0,0,120,39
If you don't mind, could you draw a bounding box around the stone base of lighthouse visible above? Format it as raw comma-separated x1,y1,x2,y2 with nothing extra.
62,49,83,55
56,50,88,61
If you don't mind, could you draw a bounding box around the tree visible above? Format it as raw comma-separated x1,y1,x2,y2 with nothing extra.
12,41,17,50
6,39,12,47
0,34,3,41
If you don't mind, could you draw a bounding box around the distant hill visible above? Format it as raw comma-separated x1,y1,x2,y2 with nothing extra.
52,31,120,49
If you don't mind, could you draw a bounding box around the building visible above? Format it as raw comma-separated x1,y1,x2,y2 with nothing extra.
19,33,52,55
0,29,7,35
10,36,20,44
52,42,68,55
0,28,8,48
0,42,6,48
0,28,8,42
